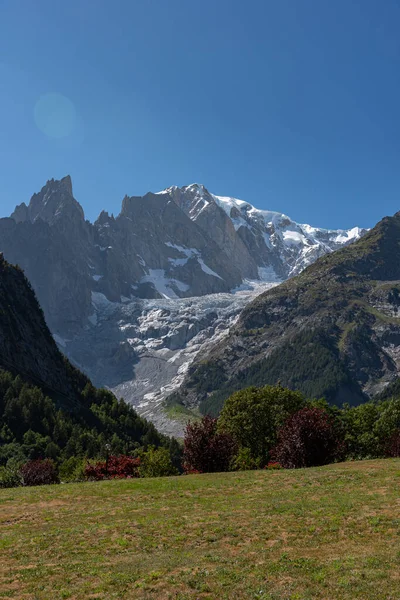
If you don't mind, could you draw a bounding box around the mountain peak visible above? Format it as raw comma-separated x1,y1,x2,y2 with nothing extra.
184,183,206,191
60,174,73,195
11,176,85,225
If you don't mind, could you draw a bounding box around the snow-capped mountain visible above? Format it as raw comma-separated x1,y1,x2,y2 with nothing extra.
0,177,367,434
162,183,364,281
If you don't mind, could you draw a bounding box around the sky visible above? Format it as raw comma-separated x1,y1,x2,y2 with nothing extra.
1,0,400,229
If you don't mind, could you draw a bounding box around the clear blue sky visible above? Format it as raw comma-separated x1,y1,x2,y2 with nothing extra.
1,0,400,229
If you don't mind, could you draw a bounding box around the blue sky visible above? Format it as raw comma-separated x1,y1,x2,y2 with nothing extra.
1,0,400,229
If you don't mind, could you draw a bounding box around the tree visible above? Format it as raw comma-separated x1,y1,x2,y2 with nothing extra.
272,407,341,469
139,446,179,477
340,398,400,459
183,416,237,473
218,385,306,465
385,429,400,457
19,459,59,486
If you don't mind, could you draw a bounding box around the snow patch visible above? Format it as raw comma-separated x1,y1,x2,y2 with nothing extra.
198,258,222,279
165,243,222,279
140,269,189,298
282,230,306,245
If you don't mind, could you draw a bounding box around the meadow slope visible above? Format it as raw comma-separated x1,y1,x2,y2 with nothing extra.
1,459,400,599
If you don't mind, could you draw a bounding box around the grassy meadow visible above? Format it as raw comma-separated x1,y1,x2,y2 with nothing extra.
1,459,400,599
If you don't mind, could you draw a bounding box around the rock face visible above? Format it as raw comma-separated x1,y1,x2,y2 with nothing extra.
164,184,365,280
0,176,367,434
173,211,400,418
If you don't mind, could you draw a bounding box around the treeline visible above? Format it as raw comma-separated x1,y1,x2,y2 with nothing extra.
2,374,400,488
183,385,400,473
0,368,181,486
198,330,365,417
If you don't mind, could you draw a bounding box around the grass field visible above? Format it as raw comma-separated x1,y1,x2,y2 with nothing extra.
1,460,400,599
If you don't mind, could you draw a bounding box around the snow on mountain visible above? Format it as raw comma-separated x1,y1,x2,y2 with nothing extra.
63,279,278,437
162,183,367,283
211,191,366,278
1,176,368,436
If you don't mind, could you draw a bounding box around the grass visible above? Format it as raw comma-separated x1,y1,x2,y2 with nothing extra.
1,459,400,599
164,402,201,426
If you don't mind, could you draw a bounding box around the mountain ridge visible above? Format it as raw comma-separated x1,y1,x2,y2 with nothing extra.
0,176,368,434
171,210,400,416
0,176,366,337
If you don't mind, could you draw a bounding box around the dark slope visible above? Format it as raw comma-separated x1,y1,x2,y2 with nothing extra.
172,212,400,415
0,254,175,462
0,253,86,408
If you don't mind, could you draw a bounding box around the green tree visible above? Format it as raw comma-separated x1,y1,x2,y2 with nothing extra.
138,446,179,478
218,385,306,464
341,398,400,458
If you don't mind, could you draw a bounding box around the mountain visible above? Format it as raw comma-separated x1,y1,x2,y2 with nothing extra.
0,177,366,434
160,183,364,281
0,177,365,334
0,253,176,465
0,252,84,408
172,211,400,416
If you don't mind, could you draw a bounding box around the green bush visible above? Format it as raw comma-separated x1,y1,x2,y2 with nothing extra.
230,447,261,471
138,446,179,478
0,464,21,488
59,456,86,482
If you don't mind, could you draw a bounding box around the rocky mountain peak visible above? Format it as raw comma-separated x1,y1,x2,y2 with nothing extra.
10,202,29,224
60,174,73,195
10,175,84,226
95,209,112,226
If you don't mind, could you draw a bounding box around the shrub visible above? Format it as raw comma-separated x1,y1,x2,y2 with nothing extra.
183,416,237,474
84,455,141,481
272,407,341,469
230,447,261,471
266,461,282,470
59,456,86,482
0,465,21,488
385,429,400,457
138,446,179,478
19,459,59,486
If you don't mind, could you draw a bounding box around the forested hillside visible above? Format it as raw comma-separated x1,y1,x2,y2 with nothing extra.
0,255,179,474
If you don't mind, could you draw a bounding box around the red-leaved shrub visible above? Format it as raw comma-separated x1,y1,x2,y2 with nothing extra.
266,461,282,470
183,415,237,474
19,459,59,486
385,429,400,457
271,407,340,469
84,455,140,481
